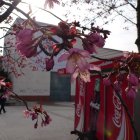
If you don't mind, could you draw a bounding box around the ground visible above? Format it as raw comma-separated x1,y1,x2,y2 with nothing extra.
0,102,77,140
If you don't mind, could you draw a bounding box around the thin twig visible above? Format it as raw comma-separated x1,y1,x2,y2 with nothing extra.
6,87,31,110
21,1,64,22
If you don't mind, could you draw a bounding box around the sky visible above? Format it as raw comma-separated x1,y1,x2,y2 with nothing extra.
0,0,138,56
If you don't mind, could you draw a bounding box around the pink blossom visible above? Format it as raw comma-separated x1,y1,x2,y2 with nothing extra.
58,21,69,35
45,57,54,71
23,110,30,118
30,112,38,120
41,114,52,127
127,73,139,86
44,115,52,125
0,78,6,86
83,32,105,54
125,87,136,99
103,78,111,86
83,39,97,54
71,68,91,83
71,63,101,83
44,0,60,9
58,48,90,74
16,43,37,58
16,29,37,58
69,27,77,35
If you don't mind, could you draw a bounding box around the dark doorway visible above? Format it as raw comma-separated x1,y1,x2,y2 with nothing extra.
50,72,71,101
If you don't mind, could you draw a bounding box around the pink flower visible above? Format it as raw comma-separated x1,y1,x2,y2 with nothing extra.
45,57,54,71
125,87,136,99
16,43,37,58
0,78,6,86
16,29,34,44
23,110,30,118
103,78,111,86
71,68,91,83
30,112,38,120
71,64,101,83
83,39,97,54
69,27,77,35
16,29,37,58
58,21,70,35
44,0,60,9
41,114,52,127
58,48,90,74
58,48,92,82
44,115,52,125
127,73,139,86
83,32,105,54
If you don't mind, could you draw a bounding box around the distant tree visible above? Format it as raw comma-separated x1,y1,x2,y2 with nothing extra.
62,0,139,52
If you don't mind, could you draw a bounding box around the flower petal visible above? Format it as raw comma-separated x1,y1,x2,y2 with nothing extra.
80,70,91,83
127,73,139,86
126,87,136,99
77,57,89,71
58,53,69,62
71,68,79,82
78,50,90,57
66,59,76,73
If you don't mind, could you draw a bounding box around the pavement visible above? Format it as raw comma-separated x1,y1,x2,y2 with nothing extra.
0,102,78,140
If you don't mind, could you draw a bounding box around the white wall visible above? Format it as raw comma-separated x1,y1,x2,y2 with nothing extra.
12,67,50,96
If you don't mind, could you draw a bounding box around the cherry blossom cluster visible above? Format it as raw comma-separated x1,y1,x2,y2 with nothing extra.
0,77,51,128
23,104,52,128
103,53,140,99
3,19,109,82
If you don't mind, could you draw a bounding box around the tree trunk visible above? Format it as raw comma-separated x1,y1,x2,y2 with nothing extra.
135,0,140,52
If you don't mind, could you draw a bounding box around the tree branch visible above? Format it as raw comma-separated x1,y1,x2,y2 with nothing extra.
21,1,64,22
6,87,30,110
0,0,21,23
114,9,136,25
100,1,136,25
126,1,137,10
2,0,39,27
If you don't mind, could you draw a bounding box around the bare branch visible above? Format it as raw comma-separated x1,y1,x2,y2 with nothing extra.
0,33,13,39
6,87,30,110
126,1,137,10
114,8,136,25
0,0,21,23
2,0,39,27
100,1,136,25
21,1,64,22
